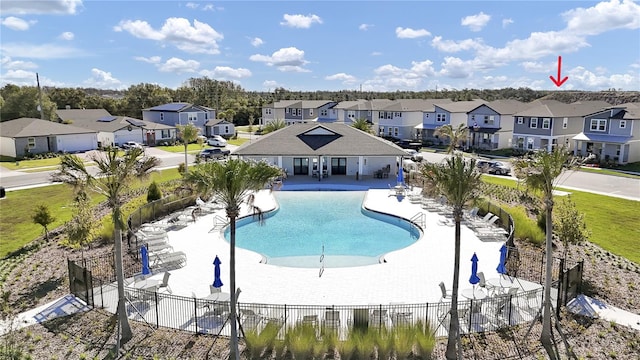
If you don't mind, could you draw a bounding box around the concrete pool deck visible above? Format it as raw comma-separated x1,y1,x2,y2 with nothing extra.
145,186,533,306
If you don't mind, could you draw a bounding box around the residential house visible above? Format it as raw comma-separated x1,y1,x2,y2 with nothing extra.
512,100,609,152
465,99,529,150
56,108,177,147
142,103,216,135
333,100,377,124
233,122,406,179
377,99,450,141
573,102,640,164
204,118,235,138
0,118,97,158
426,100,486,147
261,100,338,126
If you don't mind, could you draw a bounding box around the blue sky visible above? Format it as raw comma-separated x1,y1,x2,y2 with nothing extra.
1,0,639,92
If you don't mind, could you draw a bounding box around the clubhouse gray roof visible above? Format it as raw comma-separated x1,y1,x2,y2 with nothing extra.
1,118,97,138
234,123,407,157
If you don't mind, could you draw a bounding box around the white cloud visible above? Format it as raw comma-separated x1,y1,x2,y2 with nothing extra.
134,56,161,64
250,47,310,72
395,27,431,39
431,36,486,53
1,56,38,70
502,18,514,28
83,68,123,89
186,2,199,9
157,57,200,73
200,66,251,79
1,42,86,59
362,59,436,91
0,0,82,15
521,61,555,73
371,51,382,56
325,73,357,85
359,24,372,31
59,31,74,40
262,80,283,90
280,14,322,28
562,0,640,36
1,16,33,31
250,37,264,47
568,65,639,89
461,12,491,32
114,17,223,55
439,57,474,79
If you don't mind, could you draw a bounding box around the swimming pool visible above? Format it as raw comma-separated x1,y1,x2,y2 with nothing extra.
224,191,421,268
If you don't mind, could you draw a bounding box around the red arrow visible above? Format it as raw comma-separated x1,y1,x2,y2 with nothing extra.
549,56,568,87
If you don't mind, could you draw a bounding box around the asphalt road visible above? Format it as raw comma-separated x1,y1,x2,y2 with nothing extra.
1,148,638,200
415,152,639,201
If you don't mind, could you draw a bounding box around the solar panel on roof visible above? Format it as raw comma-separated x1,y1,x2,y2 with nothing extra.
126,118,145,127
97,116,117,122
150,103,189,111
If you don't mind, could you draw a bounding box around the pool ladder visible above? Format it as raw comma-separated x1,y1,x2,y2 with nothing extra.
410,212,426,231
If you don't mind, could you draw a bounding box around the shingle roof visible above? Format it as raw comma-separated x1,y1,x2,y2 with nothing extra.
381,99,452,112
56,109,174,132
484,99,529,114
436,99,487,113
234,123,407,156
515,100,609,117
0,118,97,138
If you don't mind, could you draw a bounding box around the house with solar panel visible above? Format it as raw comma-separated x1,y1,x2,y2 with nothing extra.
142,102,217,136
0,118,98,158
56,108,177,147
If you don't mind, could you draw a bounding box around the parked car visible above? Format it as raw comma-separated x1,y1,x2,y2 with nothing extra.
207,135,227,147
476,160,511,176
122,141,143,150
404,149,423,162
197,148,230,160
395,139,422,151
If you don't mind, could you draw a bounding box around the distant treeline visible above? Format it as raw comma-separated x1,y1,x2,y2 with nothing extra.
1,77,638,125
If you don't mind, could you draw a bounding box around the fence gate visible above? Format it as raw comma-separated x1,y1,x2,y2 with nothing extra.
68,259,94,307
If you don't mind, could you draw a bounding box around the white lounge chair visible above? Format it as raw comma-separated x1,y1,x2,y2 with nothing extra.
439,281,453,301
322,310,341,333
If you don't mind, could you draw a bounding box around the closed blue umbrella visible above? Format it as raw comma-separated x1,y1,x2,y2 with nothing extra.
213,255,223,288
497,244,508,275
397,167,404,186
141,245,151,275
469,253,480,285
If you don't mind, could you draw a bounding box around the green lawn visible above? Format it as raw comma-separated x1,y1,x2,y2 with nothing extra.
0,168,182,258
578,167,640,179
156,144,206,153
482,176,640,264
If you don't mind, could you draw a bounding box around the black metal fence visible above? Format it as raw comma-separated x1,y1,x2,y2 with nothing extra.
87,278,544,340
127,193,197,231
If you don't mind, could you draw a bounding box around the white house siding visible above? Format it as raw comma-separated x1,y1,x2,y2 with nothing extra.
97,132,115,148
56,133,97,153
0,137,16,158
114,129,146,146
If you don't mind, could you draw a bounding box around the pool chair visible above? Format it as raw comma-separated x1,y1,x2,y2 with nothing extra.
240,308,263,333
322,310,341,333
439,282,452,301
370,308,388,328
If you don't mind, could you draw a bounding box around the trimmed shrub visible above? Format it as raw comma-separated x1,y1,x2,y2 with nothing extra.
146,181,162,203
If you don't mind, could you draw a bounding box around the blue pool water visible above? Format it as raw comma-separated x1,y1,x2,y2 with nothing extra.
224,191,420,268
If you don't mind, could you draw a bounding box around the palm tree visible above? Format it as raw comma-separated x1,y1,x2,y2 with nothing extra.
435,124,469,154
51,147,160,346
176,123,200,174
263,119,286,134
421,154,481,360
183,159,283,360
351,117,373,134
513,146,573,351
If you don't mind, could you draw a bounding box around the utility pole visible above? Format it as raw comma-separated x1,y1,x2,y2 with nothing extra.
36,73,44,119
